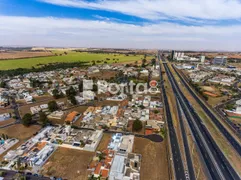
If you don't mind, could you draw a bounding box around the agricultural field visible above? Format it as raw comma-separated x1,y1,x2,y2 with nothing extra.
0,51,153,70
0,51,53,60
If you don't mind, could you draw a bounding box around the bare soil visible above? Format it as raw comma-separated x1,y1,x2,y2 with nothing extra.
132,137,169,180
41,147,94,180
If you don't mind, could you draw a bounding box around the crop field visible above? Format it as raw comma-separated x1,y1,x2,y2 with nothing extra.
0,51,152,70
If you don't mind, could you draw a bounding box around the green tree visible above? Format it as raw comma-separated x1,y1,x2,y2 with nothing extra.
66,86,77,97
68,95,77,105
0,171,6,177
22,113,32,127
0,81,7,88
93,84,98,92
151,58,156,66
132,119,143,132
79,81,83,92
52,89,60,99
48,101,58,112
142,59,147,67
39,111,49,127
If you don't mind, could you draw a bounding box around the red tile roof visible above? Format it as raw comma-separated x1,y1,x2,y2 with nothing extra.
101,169,109,178
94,162,102,175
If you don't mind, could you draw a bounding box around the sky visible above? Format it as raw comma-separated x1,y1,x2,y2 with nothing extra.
1,0,241,51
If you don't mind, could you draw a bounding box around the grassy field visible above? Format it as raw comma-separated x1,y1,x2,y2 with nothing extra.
0,51,151,70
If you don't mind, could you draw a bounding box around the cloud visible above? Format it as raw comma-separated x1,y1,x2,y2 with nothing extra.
0,15,241,50
38,0,241,21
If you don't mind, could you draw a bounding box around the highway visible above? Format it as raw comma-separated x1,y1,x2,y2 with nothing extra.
176,99,195,180
172,65,241,156
163,61,240,180
158,52,186,180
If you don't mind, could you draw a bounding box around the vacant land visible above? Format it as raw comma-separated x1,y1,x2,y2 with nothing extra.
88,70,117,80
0,124,41,140
207,95,229,107
96,133,112,151
0,51,152,70
0,118,15,127
0,51,53,60
132,137,169,180
41,147,94,180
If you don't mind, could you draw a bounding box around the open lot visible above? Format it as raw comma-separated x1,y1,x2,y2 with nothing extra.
0,51,53,60
41,147,94,180
88,70,117,80
0,51,152,70
207,95,229,107
132,137,169,180
0,124,41,140
96,133,112,151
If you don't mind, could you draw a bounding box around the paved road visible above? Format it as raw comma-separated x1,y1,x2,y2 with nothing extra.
176,99,196,180
158,52,186,180
173,65,241,156
164,62,240,180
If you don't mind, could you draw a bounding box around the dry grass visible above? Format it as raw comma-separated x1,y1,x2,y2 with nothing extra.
0,119,15,126
207,96,229,107
41,147,94,180
133,137,169,180
0,124,41,140
96,133,112,151
0,51,53,60
87,70,117,80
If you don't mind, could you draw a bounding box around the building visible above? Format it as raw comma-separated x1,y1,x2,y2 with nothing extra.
213,56,227,66
200,56,205,63
47,111,64,119
65,111,81,124
236,99,241,106
0,139,19,155
0,113,11,121
171,50,175,60
118,135,134,154
109,153,141,180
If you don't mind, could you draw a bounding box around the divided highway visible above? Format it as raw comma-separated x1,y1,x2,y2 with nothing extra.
172,65,241,156
176,99,195,180
158,53,186,180
163,61,240,180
